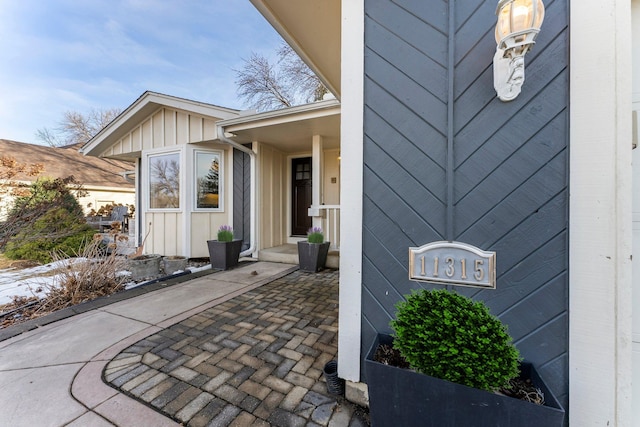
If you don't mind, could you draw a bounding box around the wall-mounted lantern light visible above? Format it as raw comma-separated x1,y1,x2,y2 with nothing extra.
493,0,545,102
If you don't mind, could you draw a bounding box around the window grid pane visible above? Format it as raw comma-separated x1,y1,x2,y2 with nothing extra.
149,153,180,209
196,152,221,209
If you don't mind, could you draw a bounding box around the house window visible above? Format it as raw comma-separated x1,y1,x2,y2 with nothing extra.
195,151,222,210
149,152,180,209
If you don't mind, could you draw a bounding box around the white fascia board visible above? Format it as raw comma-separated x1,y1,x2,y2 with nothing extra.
81,91,241,157
143,92,240,120
217,100,341,132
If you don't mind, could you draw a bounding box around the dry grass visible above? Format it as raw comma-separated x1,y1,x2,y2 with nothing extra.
0,254,39,270
33,239,128,314
0,240,130,326
0,254,12,269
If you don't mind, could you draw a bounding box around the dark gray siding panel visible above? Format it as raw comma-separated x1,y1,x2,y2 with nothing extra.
233,147,251,251
361,0,569,411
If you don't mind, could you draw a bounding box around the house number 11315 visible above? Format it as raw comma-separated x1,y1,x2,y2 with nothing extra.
409,241,496,289
424,256,485,282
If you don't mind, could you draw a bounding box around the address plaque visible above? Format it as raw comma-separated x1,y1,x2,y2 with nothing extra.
409,241,496,289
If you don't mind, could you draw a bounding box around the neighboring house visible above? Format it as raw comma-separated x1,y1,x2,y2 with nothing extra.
0,139,134,218
81,91,340,260
248,0,634,426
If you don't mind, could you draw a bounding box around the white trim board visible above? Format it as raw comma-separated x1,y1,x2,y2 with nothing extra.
569,0,633,425
337,0,365,383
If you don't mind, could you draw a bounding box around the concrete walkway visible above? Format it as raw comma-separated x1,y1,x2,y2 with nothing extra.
0,262,368,427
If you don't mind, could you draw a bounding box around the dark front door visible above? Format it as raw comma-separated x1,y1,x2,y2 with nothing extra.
292,157,312,236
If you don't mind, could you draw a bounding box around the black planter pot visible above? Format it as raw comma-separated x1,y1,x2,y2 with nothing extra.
297,241,330,272
364,334,565,427
207,239,243,270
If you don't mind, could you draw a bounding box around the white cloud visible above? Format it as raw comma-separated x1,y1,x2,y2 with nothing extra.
0,0,284,144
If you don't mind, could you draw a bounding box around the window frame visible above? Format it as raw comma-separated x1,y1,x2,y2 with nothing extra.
193,149,224,212
147,150,181,211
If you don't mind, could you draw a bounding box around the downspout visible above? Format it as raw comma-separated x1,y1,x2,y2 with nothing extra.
216,126,256,258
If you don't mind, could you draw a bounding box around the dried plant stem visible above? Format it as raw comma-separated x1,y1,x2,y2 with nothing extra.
32,239,128,315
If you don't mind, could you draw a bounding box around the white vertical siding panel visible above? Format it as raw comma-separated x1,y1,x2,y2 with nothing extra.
323,148,340,205
177,112,189,144
163,212,179,255
257,144,286,250
165,110,176,146
261,147,274,249
191,213,211,256
189,116,203,142
132,127,142,152
273,152,284,246
190,212,233,257
152,111,163,149
150,212,165,255
142,119,152,151
203,118,216,140
113,138,123,156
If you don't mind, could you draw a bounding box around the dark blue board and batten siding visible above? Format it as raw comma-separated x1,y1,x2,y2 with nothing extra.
233,147,251,252
361,0,569,412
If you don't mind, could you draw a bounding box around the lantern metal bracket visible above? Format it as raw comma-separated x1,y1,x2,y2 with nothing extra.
493,0,545,102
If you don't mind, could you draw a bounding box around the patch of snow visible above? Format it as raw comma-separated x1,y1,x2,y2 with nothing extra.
189,264,212,274
0,258,123,305
0,259,212,306
0,262,60,305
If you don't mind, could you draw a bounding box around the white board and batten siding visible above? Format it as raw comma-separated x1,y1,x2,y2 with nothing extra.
632,1,640,424
257,142,287,251
99,106,234,258
100,108,220,157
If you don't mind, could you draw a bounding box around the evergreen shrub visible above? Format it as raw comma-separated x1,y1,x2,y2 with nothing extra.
390,288,521,392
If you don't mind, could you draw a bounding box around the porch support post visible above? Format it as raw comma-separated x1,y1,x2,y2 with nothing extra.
339,0,364,386
311,134,324,230
570,0,632,425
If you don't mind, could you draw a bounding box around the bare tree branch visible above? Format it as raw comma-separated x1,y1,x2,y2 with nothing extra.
35,107,121,147
277,44,328,103
235,42,328,112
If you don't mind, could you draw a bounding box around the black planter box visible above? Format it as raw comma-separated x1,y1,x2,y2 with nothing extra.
364,334,565,427
207,239,243,270
297,241,330,272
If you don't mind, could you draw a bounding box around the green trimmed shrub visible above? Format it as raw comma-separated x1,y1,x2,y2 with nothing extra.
390,288,521,392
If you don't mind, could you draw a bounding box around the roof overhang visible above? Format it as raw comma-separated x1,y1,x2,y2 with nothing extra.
217,99,340,153
250,0,341,98
81,91,241,158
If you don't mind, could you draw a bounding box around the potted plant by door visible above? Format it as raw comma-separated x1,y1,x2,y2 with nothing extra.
207,225,243,270
297,227,330,272
365,288,565,427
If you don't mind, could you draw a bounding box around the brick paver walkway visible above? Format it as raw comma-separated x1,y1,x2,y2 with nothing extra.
103,269,370,426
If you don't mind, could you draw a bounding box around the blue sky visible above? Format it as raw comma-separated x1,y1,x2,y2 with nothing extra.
0,0,284,145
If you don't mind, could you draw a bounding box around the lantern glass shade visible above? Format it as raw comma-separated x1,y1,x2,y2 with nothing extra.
495,0,545,47
493,0,545,102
